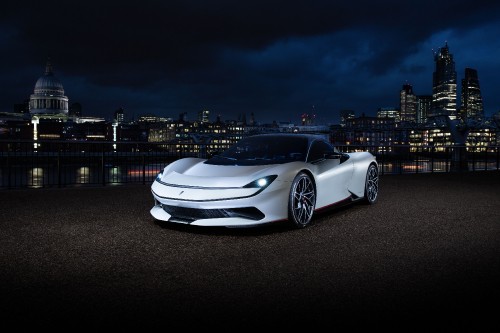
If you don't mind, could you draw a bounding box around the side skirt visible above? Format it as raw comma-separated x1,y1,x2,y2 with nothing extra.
314,193,363,214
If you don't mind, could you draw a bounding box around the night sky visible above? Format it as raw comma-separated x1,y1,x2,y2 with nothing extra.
1,0,499,124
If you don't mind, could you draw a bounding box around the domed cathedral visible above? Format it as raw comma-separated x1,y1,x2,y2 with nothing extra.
29,60,69,115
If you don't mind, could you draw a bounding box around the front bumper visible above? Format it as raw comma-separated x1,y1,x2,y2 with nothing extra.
150,179,289,227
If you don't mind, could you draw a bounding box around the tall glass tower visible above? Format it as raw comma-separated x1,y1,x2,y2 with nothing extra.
400,83,417,123
460,68,484,121
431,43,457,120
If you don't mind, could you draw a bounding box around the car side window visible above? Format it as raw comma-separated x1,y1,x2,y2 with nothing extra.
307,141,334,163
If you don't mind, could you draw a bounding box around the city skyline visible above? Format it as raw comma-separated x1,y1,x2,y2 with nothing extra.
1,1,499,124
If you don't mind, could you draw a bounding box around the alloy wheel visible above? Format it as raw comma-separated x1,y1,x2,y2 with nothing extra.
290,173,316,227
365,164,379,204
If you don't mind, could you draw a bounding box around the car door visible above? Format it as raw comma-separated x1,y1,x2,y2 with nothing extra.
307,140,354,209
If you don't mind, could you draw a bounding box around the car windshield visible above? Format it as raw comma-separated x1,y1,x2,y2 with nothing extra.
205,135,309,166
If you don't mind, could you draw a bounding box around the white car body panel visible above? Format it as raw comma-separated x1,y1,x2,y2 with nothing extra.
346,152,376,197
150,135,377,227
313,158,352,209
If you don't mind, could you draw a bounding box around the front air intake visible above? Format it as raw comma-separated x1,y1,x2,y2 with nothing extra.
162,205,265,223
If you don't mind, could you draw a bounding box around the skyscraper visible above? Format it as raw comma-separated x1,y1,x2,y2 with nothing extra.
432,43,457,120
416,95,432,124
460,68,484,121
400,83,417,123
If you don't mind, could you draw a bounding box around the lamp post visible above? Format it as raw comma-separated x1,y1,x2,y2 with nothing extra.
31,116,39,150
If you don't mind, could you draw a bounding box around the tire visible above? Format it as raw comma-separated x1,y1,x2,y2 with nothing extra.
364,164,379,204
288,172,316,228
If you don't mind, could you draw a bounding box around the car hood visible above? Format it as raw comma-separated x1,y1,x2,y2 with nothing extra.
160,159,280,188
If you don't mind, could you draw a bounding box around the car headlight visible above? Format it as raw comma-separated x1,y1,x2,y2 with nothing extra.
257,178,267,187
243,175,278,189
155,170,164,182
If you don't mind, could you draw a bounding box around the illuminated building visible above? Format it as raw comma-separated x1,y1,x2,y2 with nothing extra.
198,110,210,123
76,117,105,123
29,60,69,115
466,128,495,152
408,116,454,151
377,107,400,123
460,68,484,121
400,84,417,123
426,127,453,149
408,116,458,151
343,114,398,150
340,110,355,127
416,95,432,124
138,114,171,123
431,43,457,120
148,123,177,143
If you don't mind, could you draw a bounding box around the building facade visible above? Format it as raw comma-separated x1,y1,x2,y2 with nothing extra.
400,84,417,123
29,60,69,115
377,107,400,123
416,95,432,124
198,110,210,123
432,43,457,120
460,68,484,121
339,110,355,127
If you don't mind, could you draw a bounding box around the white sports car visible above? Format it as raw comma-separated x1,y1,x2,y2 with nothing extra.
151,134,379,228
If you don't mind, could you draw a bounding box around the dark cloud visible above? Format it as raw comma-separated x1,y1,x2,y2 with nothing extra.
1,0,499,122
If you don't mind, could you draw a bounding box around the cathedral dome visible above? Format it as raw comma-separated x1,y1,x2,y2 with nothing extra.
29,60,69,115
34,62,65,96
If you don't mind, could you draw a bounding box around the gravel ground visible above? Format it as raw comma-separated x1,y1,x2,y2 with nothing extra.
0,171,499,329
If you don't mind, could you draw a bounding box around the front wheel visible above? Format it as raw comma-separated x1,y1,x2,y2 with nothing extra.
288,172,316,228
364,164,379,204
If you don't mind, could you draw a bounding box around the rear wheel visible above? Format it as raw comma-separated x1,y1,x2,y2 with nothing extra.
364,164,379,204
288,172,316,228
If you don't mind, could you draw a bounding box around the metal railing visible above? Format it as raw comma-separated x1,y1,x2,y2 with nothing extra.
335,144,500,175
1,140,499,189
